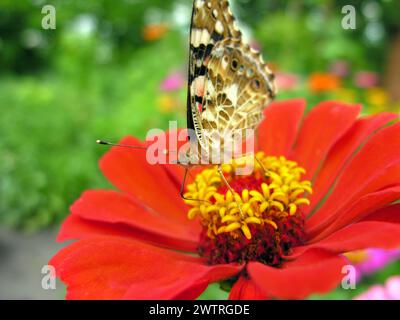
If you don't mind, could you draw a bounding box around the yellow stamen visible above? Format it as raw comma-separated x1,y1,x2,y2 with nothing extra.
184,153,313,239
241,224,252,240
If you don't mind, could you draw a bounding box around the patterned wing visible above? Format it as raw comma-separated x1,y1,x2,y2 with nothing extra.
200,38,277,153
187,0,242,142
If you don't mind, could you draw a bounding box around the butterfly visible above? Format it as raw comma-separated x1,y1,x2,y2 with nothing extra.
175,0,278,203
184,0,276,167
98,0,277,207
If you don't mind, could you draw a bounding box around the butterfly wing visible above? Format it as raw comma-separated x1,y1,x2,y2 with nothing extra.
187,0,242,144
187,0,277,160
201,38,276,153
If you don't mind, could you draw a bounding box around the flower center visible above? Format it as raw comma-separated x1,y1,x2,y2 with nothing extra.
184,152,312,266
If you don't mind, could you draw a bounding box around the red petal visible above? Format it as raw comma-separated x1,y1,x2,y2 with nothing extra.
247,249,347,299
290,101,361,180
229,276,267,300
363,203,400,223
294,205,400,257
308,185,400,242
258,99,305,157
307,113,398,214
57,215,142,241
64,190,200,251
58,215,200,253
50,237,242,300
306,123,400,238
57,215,198,253
99,136,189,225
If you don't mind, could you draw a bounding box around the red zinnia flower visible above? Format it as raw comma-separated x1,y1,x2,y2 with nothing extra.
50,99,400,300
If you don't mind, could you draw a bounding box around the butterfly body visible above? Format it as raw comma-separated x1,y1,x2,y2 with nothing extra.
185,0,276,165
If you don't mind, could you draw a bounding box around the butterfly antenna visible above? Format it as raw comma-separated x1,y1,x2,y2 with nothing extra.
96,140,148,151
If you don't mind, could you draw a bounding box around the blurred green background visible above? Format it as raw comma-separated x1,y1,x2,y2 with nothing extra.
0,0,399,299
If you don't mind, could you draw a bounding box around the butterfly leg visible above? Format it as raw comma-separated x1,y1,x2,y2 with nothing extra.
217,165,244,218
179,165,211,204
179,166,190,199
254,155,270,178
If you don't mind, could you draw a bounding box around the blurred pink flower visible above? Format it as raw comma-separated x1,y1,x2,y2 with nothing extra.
276,72,299,91
160,71,185,92
356,249,400,277
354,71,379,88
346,248,400,282
354,276,400,300
330,60,350,78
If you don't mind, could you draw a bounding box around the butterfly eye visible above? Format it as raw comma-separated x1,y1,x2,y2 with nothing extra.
223,55,229,64
247,68,254,77
231,59,239,71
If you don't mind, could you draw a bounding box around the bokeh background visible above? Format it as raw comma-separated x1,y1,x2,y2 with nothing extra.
0,0,399,299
